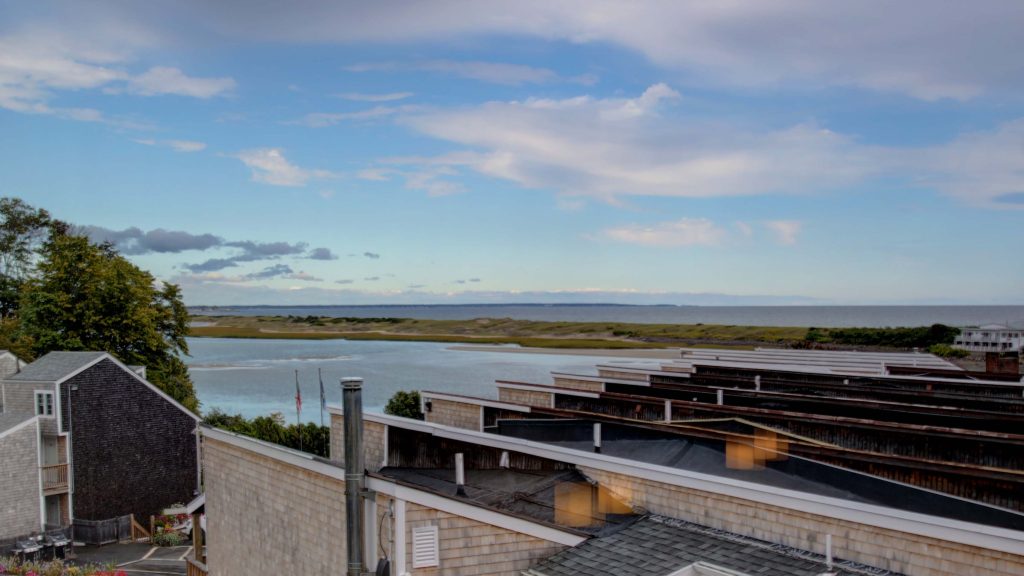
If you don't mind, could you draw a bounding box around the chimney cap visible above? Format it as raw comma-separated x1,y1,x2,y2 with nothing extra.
341,377,363,390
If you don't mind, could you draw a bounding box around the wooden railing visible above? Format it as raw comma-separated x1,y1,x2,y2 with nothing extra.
131,514,151,543
186,557,208,576
41,463,68,492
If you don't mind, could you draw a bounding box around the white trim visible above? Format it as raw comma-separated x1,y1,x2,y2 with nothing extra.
0,413,39,440
394,498,407,576
496,381,600,399
367,477,585,547
422,391,532,413
365,412,1024,556
382,424,389,468
34,389,56,417
202,426,344,480
36,418,46,530
551,372,652,387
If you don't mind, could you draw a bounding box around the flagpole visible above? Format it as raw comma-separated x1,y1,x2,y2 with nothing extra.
319,367,325,428
295,369,303,453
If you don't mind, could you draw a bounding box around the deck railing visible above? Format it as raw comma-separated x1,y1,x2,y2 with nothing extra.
186,557,209,576
41,463,68,492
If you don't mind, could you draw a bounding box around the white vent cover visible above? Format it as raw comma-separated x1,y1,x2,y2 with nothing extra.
411,525,439,568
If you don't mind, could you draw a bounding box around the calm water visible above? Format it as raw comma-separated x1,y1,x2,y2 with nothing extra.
191,304,1024,328
187,337,646,422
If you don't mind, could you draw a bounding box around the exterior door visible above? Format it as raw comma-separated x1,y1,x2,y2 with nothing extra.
43,436,59,465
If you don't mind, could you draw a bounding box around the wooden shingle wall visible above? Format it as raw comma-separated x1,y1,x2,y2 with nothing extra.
425,398,481,430
404,502,566,576
498,388,553,408
579,466,1024,576
203,436,346,576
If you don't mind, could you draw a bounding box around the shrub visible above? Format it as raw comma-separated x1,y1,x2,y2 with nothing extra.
927,343,970,358
384,390,424,420
152,530,186,547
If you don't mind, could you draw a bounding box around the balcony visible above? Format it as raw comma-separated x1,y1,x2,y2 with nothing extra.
41,463,69,493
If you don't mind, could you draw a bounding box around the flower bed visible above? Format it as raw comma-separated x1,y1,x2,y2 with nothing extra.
0,557,126,576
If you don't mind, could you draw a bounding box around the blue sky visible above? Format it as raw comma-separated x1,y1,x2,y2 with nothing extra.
2,1,1022,305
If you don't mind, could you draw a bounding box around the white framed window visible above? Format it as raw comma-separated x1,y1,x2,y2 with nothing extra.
35,391,54,417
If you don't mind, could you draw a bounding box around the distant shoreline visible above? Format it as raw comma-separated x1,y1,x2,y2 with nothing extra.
187,314,963,352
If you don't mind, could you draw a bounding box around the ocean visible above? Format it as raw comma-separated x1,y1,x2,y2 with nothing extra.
190,304,1024,328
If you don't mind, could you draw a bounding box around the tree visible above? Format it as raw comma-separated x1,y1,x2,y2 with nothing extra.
384,390,424,420
0,198,54,319
19,231,200,412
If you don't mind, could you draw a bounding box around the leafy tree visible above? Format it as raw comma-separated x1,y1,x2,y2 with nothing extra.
384,390,424,420
19,231,199,411
0,198,54,319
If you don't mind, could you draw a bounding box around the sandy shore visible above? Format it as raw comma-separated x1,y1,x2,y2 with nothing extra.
448,344,683,359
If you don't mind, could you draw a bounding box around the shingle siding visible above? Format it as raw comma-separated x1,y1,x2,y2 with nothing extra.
0,352,21,379
203,436,346,576
579,466,1024,576
0,420,42,543
60,359,197,520
1,382,58,435
425,399,481,430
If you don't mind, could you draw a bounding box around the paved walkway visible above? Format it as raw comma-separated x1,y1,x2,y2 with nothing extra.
72,543,189,575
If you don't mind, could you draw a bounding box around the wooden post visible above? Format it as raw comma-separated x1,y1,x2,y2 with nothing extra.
192,512,204,562
150,515,155,540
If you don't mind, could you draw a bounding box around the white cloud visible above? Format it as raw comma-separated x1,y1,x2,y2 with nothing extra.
134,138,207,152
0,28,234,120
289,105,415,128
914,119,1024,208
234,148,335,187
764,220,802,245
603,218,726,247
167,140,207,152
336,91,414,102
173,1,1024,100
397,84,873,201
346,60,558,85
126,66,235,98
735,221,753,237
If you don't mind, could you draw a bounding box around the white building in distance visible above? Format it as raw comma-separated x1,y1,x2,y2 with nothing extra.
954,324,1024,352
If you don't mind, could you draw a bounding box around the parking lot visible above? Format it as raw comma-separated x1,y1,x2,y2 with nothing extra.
71,542,189,575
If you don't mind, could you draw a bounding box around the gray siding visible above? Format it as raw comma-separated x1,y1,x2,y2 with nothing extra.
1,381,58,436
0,353,21,379
60,359,198,520
0,420,42,542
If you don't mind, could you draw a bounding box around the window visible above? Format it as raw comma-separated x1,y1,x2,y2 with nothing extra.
35,391,54,417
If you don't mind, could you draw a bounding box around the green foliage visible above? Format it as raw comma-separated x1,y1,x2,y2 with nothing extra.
927,343,970,358
384,390,424,420
152,529,187,547
10,206,198,412
0,197,54,320
805,324,959,349
0,556,121,575
203,409,331,457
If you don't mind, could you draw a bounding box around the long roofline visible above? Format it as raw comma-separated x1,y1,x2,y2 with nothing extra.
326,406,1024,556
6,352,199,422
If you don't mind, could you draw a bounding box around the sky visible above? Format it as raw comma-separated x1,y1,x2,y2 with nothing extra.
2,1,1023,306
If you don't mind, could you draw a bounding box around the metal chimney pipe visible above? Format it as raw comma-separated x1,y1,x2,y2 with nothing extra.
342,377,365,576
593,423,602,453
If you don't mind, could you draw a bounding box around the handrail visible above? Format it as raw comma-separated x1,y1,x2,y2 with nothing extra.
41,463,69,491
186,557,208,576
131,514,151,543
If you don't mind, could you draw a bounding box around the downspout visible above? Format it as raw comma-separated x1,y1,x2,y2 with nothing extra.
343,377,365,576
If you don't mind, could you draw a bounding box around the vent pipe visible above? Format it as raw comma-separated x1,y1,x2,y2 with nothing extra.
716,389,724,405
593,423,602,453
343,377,366,576
754,375,761,391
455,453,467,496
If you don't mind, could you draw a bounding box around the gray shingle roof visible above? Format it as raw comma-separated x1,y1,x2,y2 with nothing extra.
6,351,108,382
526,515,901,576
0,412,36,435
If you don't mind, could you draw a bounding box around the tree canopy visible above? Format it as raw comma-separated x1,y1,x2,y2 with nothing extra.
1,197,199,412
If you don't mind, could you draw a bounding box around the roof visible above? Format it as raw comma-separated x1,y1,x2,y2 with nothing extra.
0,412,37,437
379,466,637,537
525,515,891,576
6,351,108,382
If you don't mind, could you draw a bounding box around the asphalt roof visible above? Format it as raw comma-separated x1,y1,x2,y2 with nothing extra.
378,466,637,537
0,411,36,435
525,515,897,576
6,351,108,382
